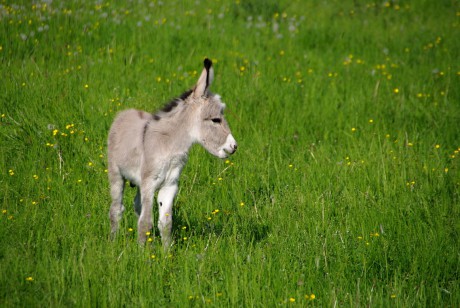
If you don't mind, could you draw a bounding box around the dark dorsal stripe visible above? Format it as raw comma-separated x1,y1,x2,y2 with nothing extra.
161,100,178,113
161,89,193,112
179,88,194,101
153,89,193,121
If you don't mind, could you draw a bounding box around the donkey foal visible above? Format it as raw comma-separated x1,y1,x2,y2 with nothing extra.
108,59,237,249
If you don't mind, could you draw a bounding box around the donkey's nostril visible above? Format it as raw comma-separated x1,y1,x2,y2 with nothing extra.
233,144,238,151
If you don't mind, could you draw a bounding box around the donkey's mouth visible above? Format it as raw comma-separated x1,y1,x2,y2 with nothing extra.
216,147,235,159
216,150,230,159
225,147,237,156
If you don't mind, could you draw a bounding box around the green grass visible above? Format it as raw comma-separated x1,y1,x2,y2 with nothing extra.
1,0,459,306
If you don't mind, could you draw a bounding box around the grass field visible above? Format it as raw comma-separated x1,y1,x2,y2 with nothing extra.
1,0,459,306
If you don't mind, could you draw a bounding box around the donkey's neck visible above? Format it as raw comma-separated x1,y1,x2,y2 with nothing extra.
145,103,198,156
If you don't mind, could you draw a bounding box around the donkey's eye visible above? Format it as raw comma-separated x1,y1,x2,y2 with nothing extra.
211,118,222,124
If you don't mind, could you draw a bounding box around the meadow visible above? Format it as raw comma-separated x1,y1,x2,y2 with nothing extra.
1,0,459,306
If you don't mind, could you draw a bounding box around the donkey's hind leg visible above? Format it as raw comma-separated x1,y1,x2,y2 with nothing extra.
133,187,142,216
109,169,126,237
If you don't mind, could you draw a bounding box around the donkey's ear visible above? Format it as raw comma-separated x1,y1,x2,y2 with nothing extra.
193,58,214,98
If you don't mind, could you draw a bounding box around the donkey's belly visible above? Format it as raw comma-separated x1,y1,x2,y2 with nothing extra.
118,152,143,187
120,165,141,187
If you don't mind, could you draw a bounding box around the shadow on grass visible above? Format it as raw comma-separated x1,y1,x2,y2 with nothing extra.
172,210,270,245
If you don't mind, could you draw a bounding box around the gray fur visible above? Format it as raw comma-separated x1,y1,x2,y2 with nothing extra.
107,59,237,250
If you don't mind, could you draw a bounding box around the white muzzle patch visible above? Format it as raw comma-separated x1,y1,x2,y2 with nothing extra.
217,134,238,158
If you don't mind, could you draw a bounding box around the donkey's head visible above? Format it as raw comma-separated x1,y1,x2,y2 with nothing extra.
188,59,237,159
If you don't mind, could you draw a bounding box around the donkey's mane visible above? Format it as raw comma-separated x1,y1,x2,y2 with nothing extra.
153,89,193,121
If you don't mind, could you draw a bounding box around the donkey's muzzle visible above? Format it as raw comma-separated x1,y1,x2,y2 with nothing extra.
220,134,237,158
226,134,238,155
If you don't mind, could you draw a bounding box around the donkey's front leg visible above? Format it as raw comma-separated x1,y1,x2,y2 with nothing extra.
138,178,158,244
157,184,178,250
